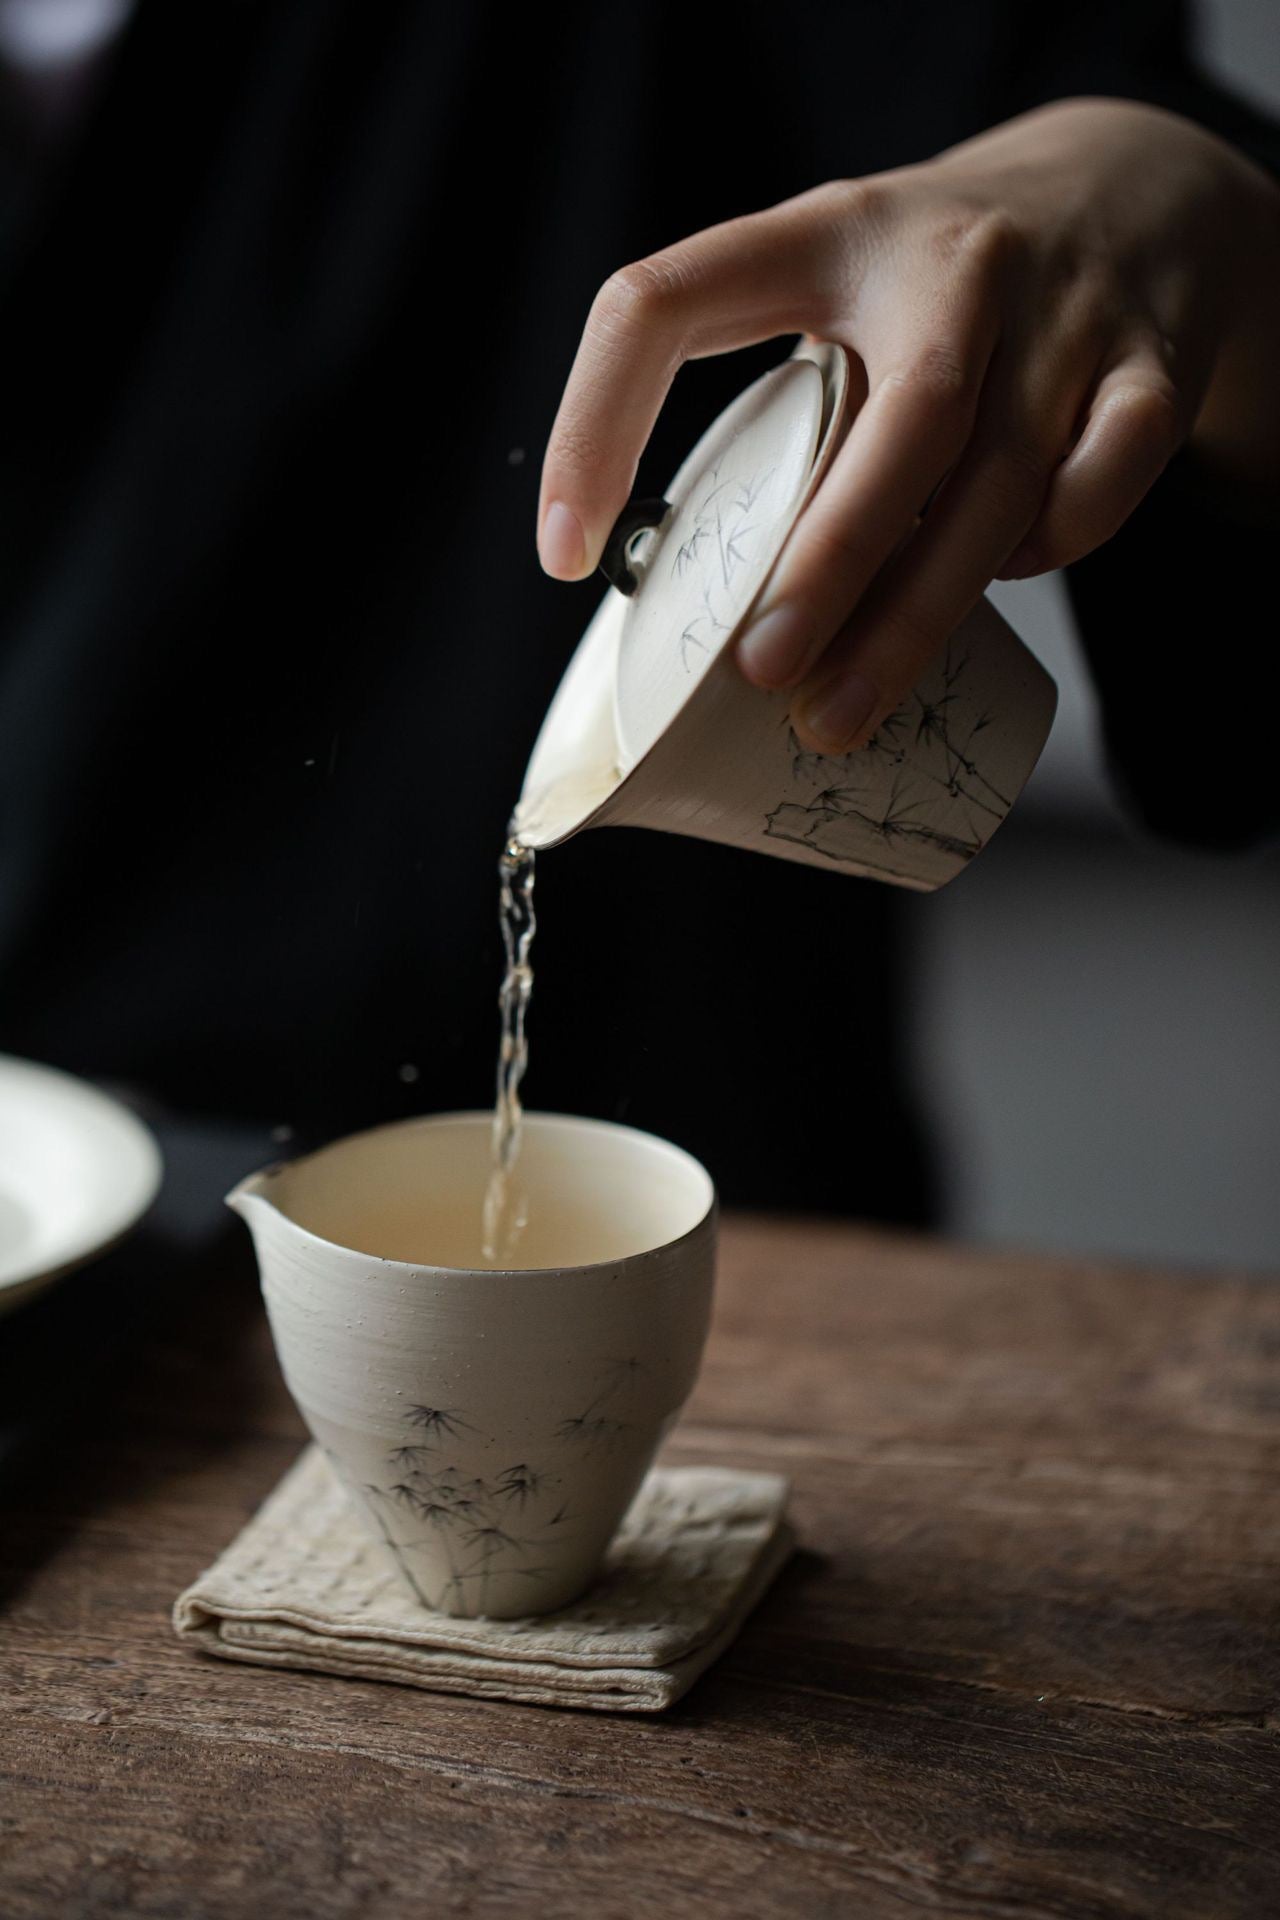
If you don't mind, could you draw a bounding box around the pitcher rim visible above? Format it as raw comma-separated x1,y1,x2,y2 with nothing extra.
225,1107,718,1280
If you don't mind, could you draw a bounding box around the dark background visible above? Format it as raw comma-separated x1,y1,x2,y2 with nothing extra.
0,0,1275,1268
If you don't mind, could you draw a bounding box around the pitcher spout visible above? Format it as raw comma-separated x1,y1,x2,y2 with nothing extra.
225,1165,283,1228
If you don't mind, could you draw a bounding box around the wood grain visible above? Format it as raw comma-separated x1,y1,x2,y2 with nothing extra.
3,1216,1278,1918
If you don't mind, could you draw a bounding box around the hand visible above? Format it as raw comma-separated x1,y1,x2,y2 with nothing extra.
538,98,1280,753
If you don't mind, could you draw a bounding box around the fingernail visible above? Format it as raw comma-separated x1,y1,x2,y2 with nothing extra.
737,605,813,688
999,542,1038,581
798,672,878,752
539,501,585,578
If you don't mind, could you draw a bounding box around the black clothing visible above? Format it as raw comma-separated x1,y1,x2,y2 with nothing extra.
0,1,1275,1218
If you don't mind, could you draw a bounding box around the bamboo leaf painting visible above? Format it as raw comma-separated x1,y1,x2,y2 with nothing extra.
350,1359,648,1613
767,644,1011,877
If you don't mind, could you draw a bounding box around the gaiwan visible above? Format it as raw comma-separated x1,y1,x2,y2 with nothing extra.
514,340,1057,893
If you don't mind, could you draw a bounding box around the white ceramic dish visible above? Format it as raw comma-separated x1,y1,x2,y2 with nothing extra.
0,1054,163,1314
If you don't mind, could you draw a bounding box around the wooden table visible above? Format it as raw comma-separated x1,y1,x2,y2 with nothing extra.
4,1217,1279,1918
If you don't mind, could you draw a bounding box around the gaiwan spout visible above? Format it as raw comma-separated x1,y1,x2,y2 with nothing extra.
512,589,628,851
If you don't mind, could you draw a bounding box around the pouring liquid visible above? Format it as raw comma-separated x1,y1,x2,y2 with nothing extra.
480,833,537,1264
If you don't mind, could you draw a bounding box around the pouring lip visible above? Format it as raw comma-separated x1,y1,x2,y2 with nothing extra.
222,1108,718,1280
515,637,765,851
224,1160,287,1213
513,778,613,850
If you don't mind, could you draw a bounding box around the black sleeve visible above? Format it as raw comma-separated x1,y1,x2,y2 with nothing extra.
1063,448,1280,853
1053,27,1280,853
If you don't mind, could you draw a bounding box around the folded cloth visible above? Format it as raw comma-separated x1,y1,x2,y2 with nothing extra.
174,1446,793,1712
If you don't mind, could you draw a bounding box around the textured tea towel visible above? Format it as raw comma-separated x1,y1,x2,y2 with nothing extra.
174,1446,793,1712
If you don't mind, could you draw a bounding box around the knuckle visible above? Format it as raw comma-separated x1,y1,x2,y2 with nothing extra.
1109,379,1183,465
792,176,889,282
597,254,694,329
1060,254,1114,317
926,206,1020,279
802,175,885,226
960,208,1022,276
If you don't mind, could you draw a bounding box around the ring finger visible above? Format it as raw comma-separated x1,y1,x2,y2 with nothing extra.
790,336,1100,752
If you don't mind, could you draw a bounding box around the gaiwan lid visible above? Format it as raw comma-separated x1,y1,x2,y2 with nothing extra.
611,342,848,770
514,341,1056,890
515,341,851,829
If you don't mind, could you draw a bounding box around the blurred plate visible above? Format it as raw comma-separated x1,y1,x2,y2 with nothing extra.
0,1055,162,1315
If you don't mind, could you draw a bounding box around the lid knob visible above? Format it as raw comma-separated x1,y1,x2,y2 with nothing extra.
598,497,671,596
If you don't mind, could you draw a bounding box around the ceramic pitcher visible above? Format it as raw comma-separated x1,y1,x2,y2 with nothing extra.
515,342,1057,891
228,1111,716,1618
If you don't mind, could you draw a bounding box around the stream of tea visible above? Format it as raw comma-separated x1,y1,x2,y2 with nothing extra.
480,832,537,1264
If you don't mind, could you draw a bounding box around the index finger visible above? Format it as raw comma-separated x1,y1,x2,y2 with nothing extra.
536,189,857,579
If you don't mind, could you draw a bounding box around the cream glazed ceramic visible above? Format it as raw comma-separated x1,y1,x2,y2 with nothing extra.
515,340,1058,891
0,1054,162,1314
228,1112,716,1619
